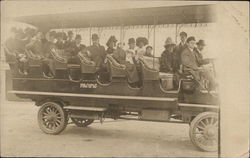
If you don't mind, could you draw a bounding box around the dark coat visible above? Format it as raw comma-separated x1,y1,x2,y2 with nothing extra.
194,48,210,66
64,39,75,53
87,44,106,67
113,48,139,83
174,42,187,70
160,49,174,73
106,47,115,54
181,47,202,79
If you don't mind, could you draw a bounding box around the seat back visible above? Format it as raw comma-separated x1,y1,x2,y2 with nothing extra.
4,45,17,64
25,49,42,66
50,48,67,69
77,53,97,73
139,57,159,80
106,54,126,78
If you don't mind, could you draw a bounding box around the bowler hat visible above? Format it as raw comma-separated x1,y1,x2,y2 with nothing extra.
128,38,135,44
196,39,206,46
92,33,99,40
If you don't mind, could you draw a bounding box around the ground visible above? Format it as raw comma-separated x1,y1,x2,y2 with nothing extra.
0,100,218,157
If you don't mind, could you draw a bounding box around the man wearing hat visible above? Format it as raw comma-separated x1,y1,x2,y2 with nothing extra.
87,33,106,69
113,38,139,87
160,37,176,73
194,39,210,66
106,36,117,54
64,30,75,53
174,31,188,72
181,37,216,90
125,38,137,64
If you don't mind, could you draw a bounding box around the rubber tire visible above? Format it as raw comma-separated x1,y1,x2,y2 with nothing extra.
38,102,68,135
71,118,94,127
189,112,218,152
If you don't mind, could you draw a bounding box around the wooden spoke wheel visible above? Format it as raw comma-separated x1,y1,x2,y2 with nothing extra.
38,102,68,135
189,112,219,152
71,118,94,127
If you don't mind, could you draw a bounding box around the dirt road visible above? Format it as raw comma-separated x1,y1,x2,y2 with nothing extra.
1,100,218,157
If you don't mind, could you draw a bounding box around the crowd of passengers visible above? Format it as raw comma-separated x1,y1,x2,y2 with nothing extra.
5,27,216,89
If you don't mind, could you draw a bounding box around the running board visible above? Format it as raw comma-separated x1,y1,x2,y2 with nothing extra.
64,106,107,111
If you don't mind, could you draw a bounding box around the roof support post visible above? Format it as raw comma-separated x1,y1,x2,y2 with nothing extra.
89,24,92,45
147,25,150,40
175,24,178,43
153,16,157,68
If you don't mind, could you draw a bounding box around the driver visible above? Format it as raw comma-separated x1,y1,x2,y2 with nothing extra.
181,37,216,90
194,39,210,66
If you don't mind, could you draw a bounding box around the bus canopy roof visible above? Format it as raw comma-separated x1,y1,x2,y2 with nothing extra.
14,4,216,31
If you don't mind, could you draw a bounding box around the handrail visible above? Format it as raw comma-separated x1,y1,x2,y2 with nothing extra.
50,48,67,63
138,57,158,73
77,53,96,66
25,49,41,60
106,54,126,70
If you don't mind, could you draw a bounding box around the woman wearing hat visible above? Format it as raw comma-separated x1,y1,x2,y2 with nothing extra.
135,37,148,58
160,37,176,73
106,35,117,54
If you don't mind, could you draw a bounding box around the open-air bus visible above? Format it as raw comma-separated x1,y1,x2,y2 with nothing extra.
5,4,219,152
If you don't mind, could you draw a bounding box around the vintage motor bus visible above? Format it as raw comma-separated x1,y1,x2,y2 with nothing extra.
5,4,219,152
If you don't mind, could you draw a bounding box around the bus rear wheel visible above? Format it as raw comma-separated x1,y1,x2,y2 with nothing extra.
71,118,94,127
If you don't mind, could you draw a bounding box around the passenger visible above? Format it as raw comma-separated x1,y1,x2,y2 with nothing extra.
78,45,92,62
25,31,44,60
87,33,106,70
113,41,139,87
126,38,137,64
144,46,154,57
6,28,29,75
23,27,37,45
106,36,117,54
55,32,65,50
68,34,84,64
181,37,216,90
42,31,57,77
5,27,18,52
174,31,187,72
64,30,75,53
136,37,148,58
194,40,210,66
160,37,176,73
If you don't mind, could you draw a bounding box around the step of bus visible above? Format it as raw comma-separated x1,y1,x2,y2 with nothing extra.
64,106,107,111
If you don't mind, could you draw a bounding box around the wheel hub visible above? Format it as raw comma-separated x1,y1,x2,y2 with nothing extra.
204,125,216,139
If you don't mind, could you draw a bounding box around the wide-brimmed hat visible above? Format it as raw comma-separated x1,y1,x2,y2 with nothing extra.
136,37,148,46
164,37,175,48
128,38,135,44
196,39,206,46
92,33,99,40
75,34,82,40
68,30,73,36
106,36,117,46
